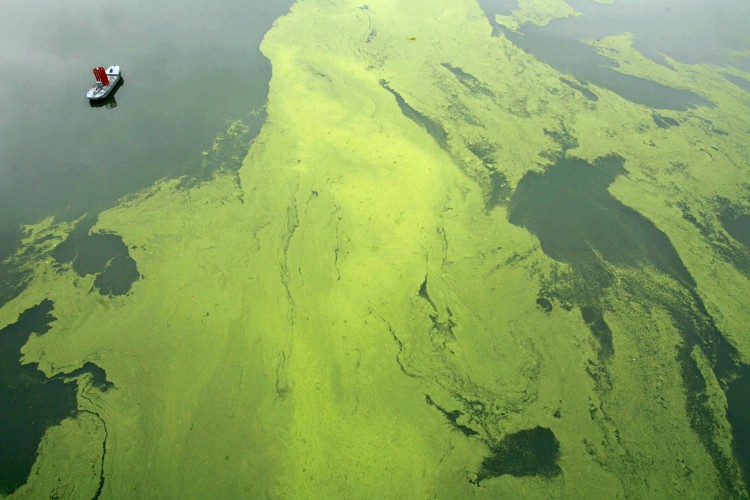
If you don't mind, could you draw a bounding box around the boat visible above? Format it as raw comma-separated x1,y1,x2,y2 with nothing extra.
87,65,121,101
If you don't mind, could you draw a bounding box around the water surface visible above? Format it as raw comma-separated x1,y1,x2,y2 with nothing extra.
1,0,749,497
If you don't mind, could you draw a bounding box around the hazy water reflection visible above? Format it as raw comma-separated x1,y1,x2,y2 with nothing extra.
0,0,291,254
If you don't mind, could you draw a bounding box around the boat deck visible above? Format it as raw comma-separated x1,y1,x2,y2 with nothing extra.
87,69,121,101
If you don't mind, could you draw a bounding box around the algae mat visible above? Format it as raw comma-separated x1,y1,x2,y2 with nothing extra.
2,0,750,497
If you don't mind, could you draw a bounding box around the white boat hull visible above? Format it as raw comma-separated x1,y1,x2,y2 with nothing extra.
87,65,121,101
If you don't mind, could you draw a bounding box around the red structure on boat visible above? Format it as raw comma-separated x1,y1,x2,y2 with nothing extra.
92,66,110,86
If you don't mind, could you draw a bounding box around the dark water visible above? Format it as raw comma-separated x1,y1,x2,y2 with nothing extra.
581,306,614,361
0,301,64,495
425,394,479,437
477,426,561,482
0,0,293,305
50,214,140,296
477,0,750,72
0,300,113,495
505,24,711,110
508,155,694,295
476,0,750,109
721,213,750,248
380,80,449,149
564,0,750,73
724,74,750,93
728,367,750,488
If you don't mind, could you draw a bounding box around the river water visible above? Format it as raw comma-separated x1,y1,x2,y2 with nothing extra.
1,0,749,497
0,0,291,493
0,0,291,281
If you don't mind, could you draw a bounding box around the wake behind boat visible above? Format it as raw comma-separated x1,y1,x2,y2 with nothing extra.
87,65,121,101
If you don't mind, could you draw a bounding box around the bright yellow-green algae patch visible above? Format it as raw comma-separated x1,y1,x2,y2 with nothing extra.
1,0,749,497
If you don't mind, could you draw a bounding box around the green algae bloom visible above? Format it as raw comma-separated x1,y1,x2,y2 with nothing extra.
2,0,749,497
